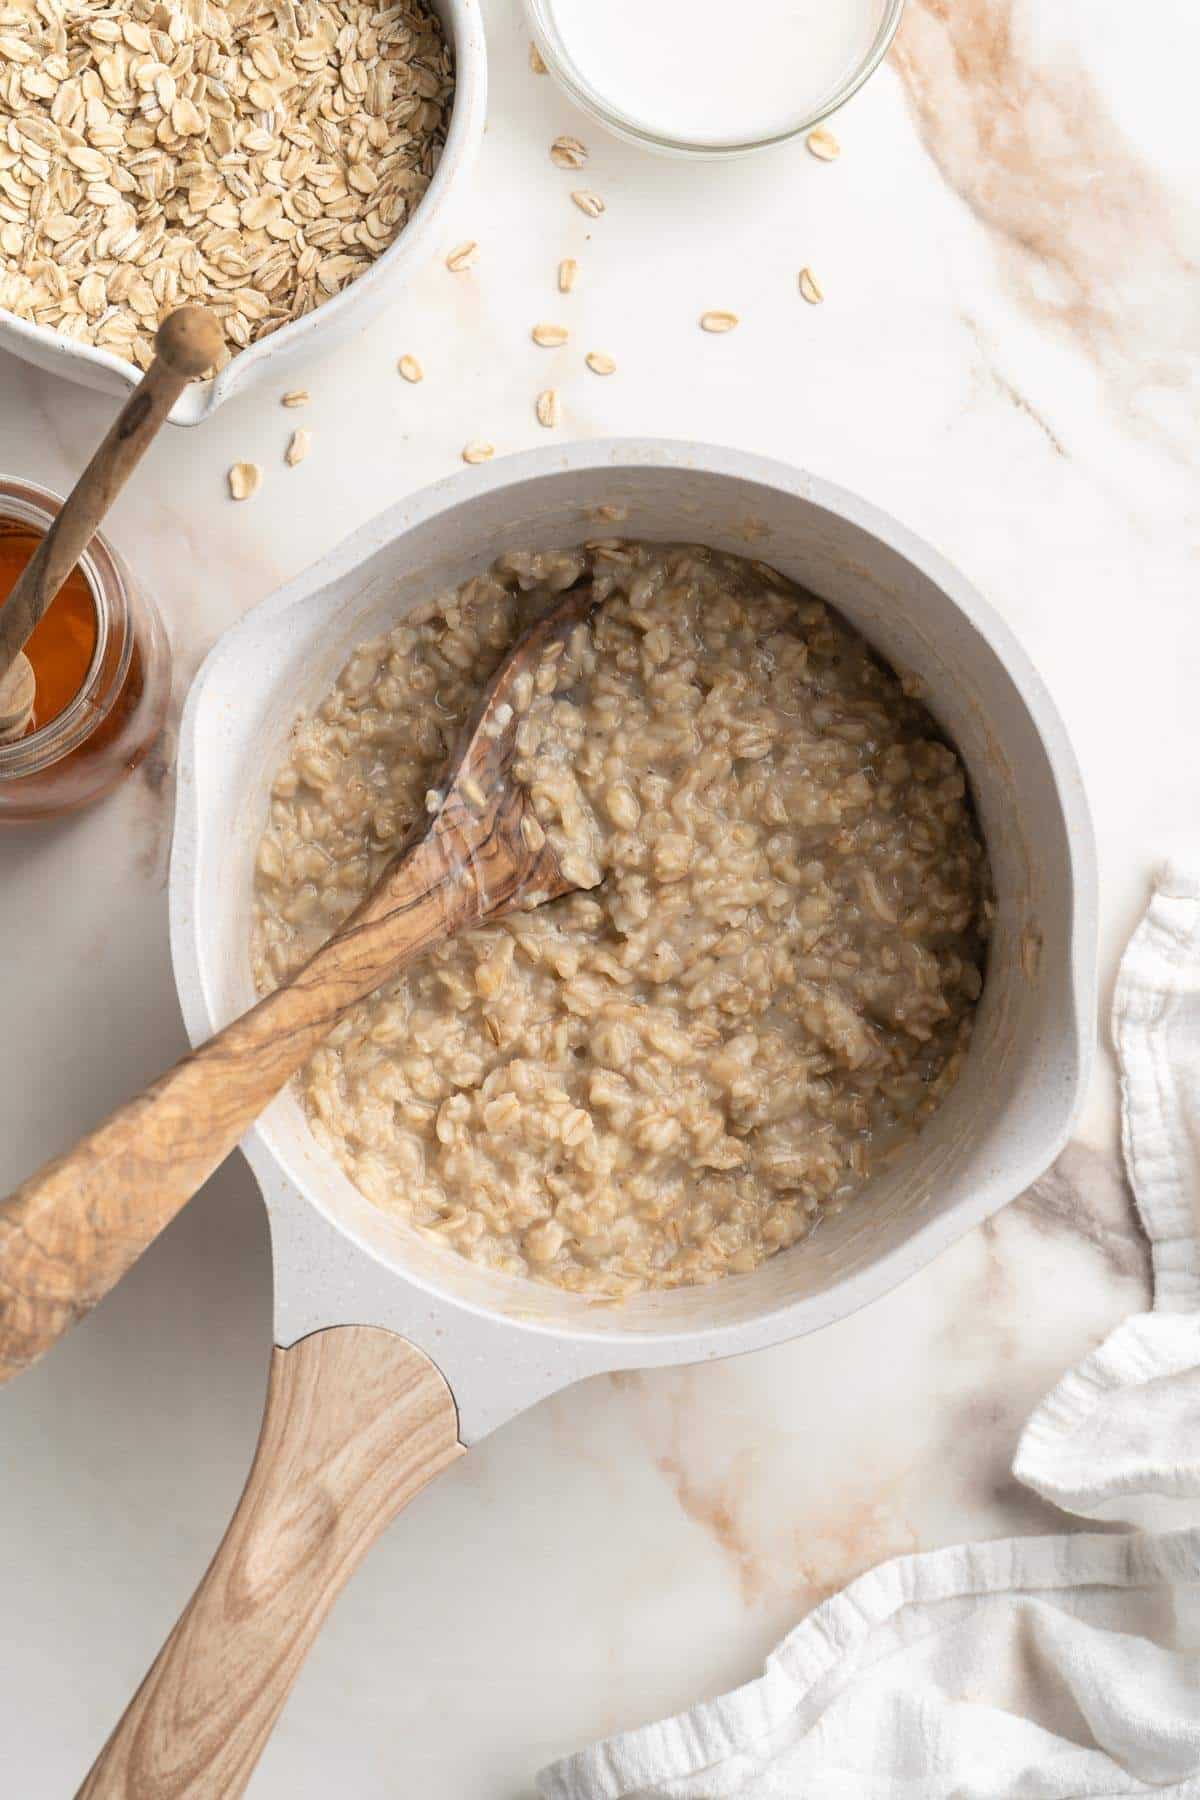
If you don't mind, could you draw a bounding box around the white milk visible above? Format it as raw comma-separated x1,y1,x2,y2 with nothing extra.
541,0,891,147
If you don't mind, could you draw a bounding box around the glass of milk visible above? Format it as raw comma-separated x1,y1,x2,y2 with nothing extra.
525,0,904,157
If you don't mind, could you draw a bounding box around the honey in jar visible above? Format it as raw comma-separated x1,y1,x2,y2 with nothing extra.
0,479,170,823
1,530,99,735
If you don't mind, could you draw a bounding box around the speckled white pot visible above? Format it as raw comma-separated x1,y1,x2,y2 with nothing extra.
0,0,486,426
169,439,1096,1441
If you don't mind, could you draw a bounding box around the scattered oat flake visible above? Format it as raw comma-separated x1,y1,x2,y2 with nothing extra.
282,390,309,408
532,322,569,347
462,440,495,464
799,267,824,305
558,258,578,294
806,128,840,161
446,240,478,273
286,428,311,467
536,388,561,428
529,40,547,73
398,354,425,383
585,351,616,376
571,190,605,218
550,135,588,169
700,311,739,333
228,461,261,501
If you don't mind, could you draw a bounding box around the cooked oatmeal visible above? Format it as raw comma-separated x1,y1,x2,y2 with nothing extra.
252,542,989,1297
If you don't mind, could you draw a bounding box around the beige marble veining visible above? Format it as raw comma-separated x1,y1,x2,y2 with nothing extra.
893,0,1200,455
581,1140,1149,1655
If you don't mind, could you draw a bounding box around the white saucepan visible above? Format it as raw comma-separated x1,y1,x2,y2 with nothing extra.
79,441,1096,1793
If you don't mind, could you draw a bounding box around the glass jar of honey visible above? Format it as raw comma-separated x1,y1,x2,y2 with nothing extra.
0,476,170,822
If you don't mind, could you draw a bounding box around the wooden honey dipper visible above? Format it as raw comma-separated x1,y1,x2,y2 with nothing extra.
0,306,223,744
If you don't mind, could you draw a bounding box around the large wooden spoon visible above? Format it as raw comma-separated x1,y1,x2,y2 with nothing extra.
0,306,222,743
0,586,596,1384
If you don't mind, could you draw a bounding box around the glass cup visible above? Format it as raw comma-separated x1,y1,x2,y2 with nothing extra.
524,0,905,158
0,476,171,823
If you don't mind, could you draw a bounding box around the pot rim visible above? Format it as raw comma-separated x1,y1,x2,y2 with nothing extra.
170,438,1096,1380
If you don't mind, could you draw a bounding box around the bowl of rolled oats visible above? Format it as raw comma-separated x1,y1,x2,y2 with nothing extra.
170,440,1095,1376
0,0,484,423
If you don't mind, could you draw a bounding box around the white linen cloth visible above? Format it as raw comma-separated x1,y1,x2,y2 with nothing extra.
539,866,1200,1800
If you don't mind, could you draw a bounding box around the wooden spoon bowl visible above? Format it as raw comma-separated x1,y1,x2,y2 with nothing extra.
0,582,596,1385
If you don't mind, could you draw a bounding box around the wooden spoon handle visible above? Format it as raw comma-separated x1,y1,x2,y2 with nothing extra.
0,827,494,1385
0,306,222,684
76,1326,463,1799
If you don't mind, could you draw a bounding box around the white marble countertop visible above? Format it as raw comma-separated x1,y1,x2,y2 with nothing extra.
1,0,1195,1792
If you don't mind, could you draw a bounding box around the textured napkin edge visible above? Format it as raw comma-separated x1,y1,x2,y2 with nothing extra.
536,1525,1200,1800
1014,1313,1200,1512
1112,863,1200,1312
1013,864,1200,1515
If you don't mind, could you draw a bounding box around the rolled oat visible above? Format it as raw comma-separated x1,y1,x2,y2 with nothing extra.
806,129,840,161
228,460,261,500
550,135,587,169
799,267,824,305
0,0,454,373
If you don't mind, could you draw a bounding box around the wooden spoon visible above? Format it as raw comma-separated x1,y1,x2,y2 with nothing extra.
0,306,222,744
0,585,597,1384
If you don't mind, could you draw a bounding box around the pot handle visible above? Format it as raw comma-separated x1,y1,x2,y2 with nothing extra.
76,1325,463,1799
